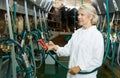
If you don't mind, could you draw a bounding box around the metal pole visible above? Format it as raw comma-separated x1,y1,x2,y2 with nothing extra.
74,0,76,31
81,0,84,4
24,0,36,78
39,9,44,39
33,5,37,29
6,0,17,78
46,1,53,12
39,0,43,7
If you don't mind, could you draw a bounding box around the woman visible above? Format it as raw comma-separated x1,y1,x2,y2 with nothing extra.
46,3,104,78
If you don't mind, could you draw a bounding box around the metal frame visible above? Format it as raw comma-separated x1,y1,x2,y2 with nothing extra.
0,0,53,16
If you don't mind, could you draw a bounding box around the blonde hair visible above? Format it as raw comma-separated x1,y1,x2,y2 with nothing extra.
79,4,98,25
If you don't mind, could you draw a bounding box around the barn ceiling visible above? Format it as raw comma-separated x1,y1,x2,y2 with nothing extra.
53,0,120,14
53,0,91,8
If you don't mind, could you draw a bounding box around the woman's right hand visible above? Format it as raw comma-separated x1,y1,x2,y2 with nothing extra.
46,41,59,52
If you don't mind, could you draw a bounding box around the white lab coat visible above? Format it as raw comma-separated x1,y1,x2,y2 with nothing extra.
56,26,104,78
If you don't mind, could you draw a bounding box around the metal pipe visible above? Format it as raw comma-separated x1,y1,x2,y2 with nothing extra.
34,5,37,29
24,0,36,77
113,0,119,11
6,0,17,78
39,0,44,7
47,1,53,12
39,9,44,39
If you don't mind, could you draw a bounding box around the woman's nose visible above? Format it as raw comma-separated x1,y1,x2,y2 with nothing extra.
78,15,81,19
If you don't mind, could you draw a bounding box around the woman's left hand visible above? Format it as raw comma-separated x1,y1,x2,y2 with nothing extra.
68,66,81,75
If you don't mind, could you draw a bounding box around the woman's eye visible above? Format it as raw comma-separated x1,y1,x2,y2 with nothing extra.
80,13,84,16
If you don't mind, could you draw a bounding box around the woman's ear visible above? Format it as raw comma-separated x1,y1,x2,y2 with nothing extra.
89,14,94,20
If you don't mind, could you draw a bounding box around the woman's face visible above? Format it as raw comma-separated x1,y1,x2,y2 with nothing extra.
77,9,92,27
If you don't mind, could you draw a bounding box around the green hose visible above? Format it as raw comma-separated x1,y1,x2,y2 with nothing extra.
103,0,111,63
47,51,100,74
104,0,115,78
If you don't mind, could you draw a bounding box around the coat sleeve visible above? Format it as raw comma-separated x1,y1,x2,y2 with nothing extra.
76,33,104,72
56,35,74,56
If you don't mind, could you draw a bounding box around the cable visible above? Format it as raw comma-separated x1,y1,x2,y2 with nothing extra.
103,0,111,63
47,51,100,74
